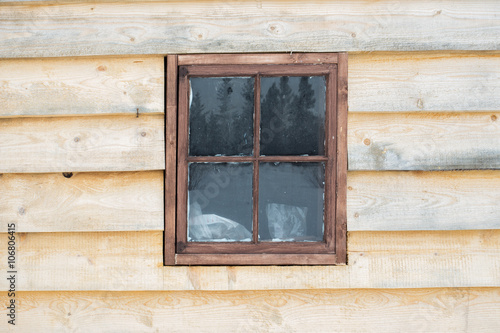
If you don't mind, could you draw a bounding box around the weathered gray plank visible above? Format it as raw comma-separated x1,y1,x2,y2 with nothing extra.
348,112,500,170
347,171,500,231
0,114,164,173
349,52,500,112
0,171,163,232
0,56,164,117
0,1,499,58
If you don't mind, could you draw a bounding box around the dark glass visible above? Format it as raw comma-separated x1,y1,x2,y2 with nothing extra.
258,162,325,241
188,163,253,242
260,76,326,156
189,77,254,156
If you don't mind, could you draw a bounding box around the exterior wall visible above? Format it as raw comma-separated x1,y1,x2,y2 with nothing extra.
1,0,499,331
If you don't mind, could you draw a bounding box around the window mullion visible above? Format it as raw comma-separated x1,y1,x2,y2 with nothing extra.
252,74,261,244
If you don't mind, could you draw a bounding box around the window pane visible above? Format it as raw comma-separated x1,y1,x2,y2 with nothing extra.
260,76,326,156
188,163,253,242
189,77,254,156
258,162,324,242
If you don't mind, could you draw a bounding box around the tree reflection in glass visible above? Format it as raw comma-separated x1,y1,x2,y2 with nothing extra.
260,76,326,156
189,77,254,156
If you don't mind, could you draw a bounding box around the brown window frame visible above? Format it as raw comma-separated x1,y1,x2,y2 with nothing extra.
164,53,347,266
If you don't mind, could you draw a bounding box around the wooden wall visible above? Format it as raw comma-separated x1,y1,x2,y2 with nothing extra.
1,0,499,331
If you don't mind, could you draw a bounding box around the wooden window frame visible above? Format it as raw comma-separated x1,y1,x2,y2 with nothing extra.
164,53,348,266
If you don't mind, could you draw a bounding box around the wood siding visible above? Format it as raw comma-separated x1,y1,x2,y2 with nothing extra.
2,171,499,233
0,1,499,57
1,288,499,332
1,112,498,173
0,171,163,232
0,56,164,118
0,114,164,173
0,230,499,291
0,53,498,117
0,0,499,331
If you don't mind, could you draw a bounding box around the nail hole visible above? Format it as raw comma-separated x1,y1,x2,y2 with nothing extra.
74,137,80,142
63,172,73,178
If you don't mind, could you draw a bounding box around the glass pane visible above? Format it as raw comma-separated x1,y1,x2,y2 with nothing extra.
258,162,324,242
260,76,326,156
188,163,253,242
189,77,254,156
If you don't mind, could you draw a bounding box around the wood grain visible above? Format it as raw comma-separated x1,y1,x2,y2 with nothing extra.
347,170,500,231
0,230,498,291
2,288,499,332
335,52,348,262
0,171,163,232
3,112,497,174
164,55,177,265
348,112,500,170
1,52,498,117
349,52,500,112
0,1,499,58
0,114,164,173
0,56,164,118
178,52,339,65
0,170,497,233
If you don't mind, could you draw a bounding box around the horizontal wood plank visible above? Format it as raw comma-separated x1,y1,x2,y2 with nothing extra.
349,52,500,112
347,170,500,231
0,170,497,233
348,112,500,170
0,230,498,291
0,56,164,118
0,1,499,58
2,288,499,332
2,112,498,173
1,52,498,117
0,114,164,173
0,171,163,232
348,229,500,253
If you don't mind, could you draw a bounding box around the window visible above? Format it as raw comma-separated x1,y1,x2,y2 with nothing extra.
164,53,347,265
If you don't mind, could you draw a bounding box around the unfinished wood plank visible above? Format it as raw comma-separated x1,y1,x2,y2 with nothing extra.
0,230,498,291
348,112,500,170
2,52,498,117
349,52,500,112
0,1,499,58
0,114,164,173
348,230,500,253
347,170,500,231
2,288,499,332
0,56,164,118
1,170,496,233
0,171,163,232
